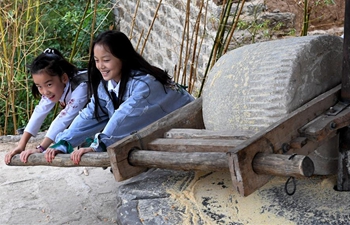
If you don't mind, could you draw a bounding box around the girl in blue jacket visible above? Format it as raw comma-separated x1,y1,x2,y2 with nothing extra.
46,30,194,164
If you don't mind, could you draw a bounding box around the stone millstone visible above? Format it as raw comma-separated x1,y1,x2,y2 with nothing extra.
202,35,343,132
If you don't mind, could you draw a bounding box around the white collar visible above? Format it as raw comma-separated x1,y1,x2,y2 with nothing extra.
59,81,70,103
107,80,120,94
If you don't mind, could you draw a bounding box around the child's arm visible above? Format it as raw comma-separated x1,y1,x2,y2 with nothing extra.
4,131,32,164
25,97,55,137
39,137,54,150
19,136,54,163
6,97,54,164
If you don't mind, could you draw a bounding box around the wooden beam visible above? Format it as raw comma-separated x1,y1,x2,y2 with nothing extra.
300,107,350,141
164,128,253,140
129,150,228,171
228,85,340,196
337,127,350,190
290,137,308,149
107,97,205,181
341,0,350,101
129,150,314,178
290,131,337,156
8,152,110,167
253,153,314,178
336,0,350,191
148,138,245,152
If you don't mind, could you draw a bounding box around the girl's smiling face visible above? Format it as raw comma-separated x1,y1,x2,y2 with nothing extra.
33,71,68,103
93,44,122,83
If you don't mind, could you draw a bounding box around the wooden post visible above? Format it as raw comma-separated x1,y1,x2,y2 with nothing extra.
337,127,350,191
7,150,313,178
129,150,228,171
252,153,314,178
128,149,313,178
8,153,110,167
337,0,350,191
341,0,350,102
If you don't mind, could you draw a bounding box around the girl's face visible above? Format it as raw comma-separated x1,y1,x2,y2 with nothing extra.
33,71,68,102
93,44,122,83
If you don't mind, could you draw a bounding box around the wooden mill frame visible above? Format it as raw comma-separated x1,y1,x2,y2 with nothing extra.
9,1,350,197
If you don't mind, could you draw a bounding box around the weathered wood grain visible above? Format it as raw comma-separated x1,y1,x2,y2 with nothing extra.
148,138,245,152
8,152,110,167
253,153,314,177
300,107,350,141
228,85,340,196
164,128,253,140
129,150,228,171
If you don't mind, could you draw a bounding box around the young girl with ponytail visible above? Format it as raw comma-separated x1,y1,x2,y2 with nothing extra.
4,48,89,164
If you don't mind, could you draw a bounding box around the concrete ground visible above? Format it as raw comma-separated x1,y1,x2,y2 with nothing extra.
0,141,121,225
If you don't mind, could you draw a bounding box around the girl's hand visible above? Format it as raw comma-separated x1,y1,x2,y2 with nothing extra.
19,148,42,163
70,147,94,165
4,147,24,164
44,148,63,163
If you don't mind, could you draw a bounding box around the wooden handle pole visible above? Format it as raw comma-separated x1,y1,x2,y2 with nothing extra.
129,150,228,171
8,153,110,167
7,151,314,178
252,153,314,177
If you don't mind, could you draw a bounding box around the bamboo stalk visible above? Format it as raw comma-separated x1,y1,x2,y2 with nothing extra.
301,0,309,36
70,1,90,62
198,0,230,97
180,0,191,86
135,29,144,51
223,0,245,54
140,0,162,55
129,0,141,39
0,2,10,134
94,3,117,32
210,0,230,67
188,0,204,93
175,0,189,83
23,1,32,121
89,0,98,57
194,0,208,95
8,0,20,134
0,0,112,135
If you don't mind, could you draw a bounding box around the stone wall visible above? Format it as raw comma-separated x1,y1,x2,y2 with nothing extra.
111,0,323,95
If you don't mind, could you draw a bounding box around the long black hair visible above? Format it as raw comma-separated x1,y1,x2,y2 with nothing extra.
88,30,172,119
29,48,78,98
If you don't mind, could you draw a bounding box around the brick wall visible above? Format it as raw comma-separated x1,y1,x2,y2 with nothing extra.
112,0,294,95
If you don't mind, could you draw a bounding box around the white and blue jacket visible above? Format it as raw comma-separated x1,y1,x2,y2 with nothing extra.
25,70,89,141
53,70,194,152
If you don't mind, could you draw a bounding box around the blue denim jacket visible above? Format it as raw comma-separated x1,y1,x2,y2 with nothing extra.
53,71,194,152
